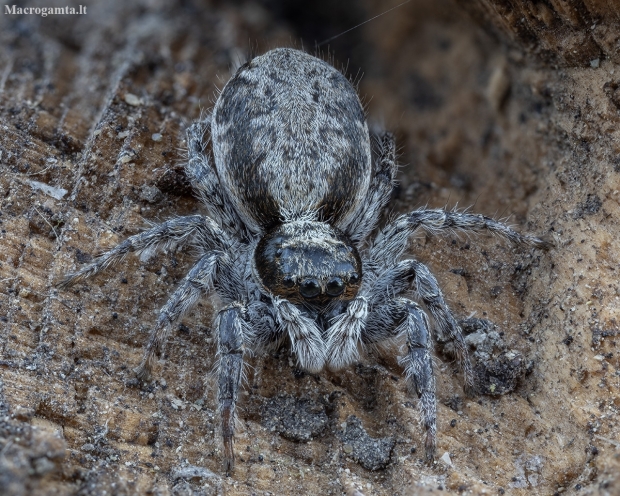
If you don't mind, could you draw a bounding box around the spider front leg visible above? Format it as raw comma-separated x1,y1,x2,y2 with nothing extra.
365,299,437,461
272,298,326,373
135,251,221,381
58,215,227,288
215,303,251,473
371,208,551,263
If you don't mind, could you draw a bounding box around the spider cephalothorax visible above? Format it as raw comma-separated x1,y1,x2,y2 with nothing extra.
59,48,550,473
253,220,362,304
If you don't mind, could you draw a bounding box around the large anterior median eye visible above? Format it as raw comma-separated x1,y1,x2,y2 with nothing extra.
299,278,321,299
326,277,345,297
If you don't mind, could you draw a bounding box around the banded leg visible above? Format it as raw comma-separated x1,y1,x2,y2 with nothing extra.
408,260,475,395
185,117,248,238
216,304,250,473
340,132,397,243
58,215,224,288
135,252,220,381
365,299,436,461
365,257,475,395
370,207,551,263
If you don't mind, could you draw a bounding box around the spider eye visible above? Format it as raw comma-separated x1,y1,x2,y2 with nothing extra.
326,277,345,297
299,278,321,299
282,275,295,288
348,273,360,285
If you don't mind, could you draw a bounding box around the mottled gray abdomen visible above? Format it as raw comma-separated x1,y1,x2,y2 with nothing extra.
211,48,371,232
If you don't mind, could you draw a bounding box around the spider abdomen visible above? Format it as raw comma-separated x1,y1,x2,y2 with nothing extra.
211,48,372,231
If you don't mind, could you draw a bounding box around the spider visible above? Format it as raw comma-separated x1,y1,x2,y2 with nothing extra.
59,48,550,472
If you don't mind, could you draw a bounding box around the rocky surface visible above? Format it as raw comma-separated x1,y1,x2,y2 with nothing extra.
1,0,619,494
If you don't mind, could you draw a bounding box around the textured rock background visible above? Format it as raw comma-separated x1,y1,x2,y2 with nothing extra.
1,0,619,494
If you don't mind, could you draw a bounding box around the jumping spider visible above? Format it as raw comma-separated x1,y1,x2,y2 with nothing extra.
59,48,549,471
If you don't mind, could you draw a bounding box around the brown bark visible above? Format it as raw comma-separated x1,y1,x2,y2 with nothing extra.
1,0,619,494
459,0,620,66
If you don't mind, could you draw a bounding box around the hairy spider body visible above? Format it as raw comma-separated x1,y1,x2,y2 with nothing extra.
59,48,549,472
211,48,371,232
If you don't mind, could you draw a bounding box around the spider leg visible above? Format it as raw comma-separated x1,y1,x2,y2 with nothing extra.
246,299,282,353
405,259,475,395
339,132,397,243
363,257,475,395
371,207,551,262
185,116,249,239
58,215,229,288
272,298,326,373
365,298,437,462
135,251,220,381
215,303,251,474
325,296,368,369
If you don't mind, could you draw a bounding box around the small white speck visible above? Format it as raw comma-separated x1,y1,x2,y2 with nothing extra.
151,133,163,142
440,452,452,466
27,180,67,200
124,93,142,106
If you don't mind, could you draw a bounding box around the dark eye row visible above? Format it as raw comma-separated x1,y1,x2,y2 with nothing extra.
282,273,360,299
